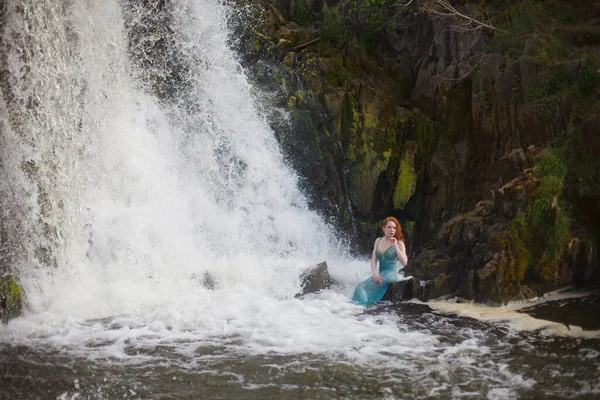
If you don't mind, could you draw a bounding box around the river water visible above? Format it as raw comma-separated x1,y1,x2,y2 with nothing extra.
0,0,598,399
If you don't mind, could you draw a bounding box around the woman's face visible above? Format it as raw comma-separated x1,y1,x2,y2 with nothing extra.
382,221,397,238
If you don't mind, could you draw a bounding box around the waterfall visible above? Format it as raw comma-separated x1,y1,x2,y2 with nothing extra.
0,0,414,366
0,0,349,316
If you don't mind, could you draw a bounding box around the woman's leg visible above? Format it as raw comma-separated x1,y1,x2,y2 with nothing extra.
380,269,399,285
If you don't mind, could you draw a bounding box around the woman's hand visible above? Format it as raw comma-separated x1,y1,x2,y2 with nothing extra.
390,237,397,245
373,273,382,284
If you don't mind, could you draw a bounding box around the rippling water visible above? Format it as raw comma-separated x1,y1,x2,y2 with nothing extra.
2,301,599,399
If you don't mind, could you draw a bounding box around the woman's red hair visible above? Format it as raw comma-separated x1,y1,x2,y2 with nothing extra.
382,216,405,241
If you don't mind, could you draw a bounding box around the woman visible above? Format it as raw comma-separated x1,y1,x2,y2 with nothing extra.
352,217,408,305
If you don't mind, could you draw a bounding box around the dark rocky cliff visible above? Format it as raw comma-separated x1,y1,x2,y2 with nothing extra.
232,0,600,303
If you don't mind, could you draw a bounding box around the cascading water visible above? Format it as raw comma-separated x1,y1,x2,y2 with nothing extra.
1,1,599,399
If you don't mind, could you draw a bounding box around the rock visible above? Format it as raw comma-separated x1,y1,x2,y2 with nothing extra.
568,238,598,288
201,272,217,290
420,273,450,301
403,167,548,304
191,271,217,290
494,171,539,219
382,277,414,302
497,148,528,185
1,275,23,323
296,261,331,297
509,285,537,302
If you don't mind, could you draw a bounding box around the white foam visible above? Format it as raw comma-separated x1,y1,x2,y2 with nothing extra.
428,290,600,338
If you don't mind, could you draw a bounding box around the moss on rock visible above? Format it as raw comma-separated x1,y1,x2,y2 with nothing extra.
393,143,417,209
1,275,23,323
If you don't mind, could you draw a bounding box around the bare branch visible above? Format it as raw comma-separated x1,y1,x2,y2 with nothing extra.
293,37,321,51
395,0,416,8
420,0,507,33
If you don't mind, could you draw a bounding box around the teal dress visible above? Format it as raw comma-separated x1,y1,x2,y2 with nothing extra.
352,238,403,305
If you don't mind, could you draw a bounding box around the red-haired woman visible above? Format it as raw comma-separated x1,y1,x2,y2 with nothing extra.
352,217,408,305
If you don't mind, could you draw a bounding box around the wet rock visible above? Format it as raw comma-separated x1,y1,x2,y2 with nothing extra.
509,285,537,303
382,277,414,302
201,272,217,290
192,272,217,290
404,170,545,305
417,274,451,302
497,148,528,185
524,291,600,330
568,238,598,288
1,275,23,323
296,261,331,297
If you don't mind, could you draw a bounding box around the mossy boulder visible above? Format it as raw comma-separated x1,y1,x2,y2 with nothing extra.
1,275,24,323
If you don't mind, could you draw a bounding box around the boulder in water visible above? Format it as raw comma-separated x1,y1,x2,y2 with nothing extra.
0,275,23,323
192,271,217,290
382,277,415,302
296,261,331,297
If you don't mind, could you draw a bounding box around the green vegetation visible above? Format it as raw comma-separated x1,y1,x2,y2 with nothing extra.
393,146,417,209
504,149,571,285
290,0,317,27
487,1,599,288
0,275,23,323
491,1,600,118
321,5,347,47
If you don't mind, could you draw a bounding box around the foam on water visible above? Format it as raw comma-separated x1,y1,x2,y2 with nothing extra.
428,290,600,338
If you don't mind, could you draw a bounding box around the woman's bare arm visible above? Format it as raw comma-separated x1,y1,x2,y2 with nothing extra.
371,238,382,284
392,239,408,266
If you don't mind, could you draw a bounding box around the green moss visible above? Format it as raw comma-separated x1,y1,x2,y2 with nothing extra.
286,95,297,109
1,275,23,323
312,130,326,161
393,146,417,209
403,220,415,240
273,70,288,93
508,212,526,232
362,102,379,131
503,148,571,288
323,55,347,88
536,149,566,179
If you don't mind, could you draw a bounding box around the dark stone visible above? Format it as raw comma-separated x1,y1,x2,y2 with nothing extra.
382,277,414,302
419,273,450,301
518,291,600,330
509,285,537,303
201,272,216,290
296,261,331,297
191,272,217,290
497,148,528,185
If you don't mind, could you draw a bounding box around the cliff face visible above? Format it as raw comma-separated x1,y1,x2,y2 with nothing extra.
233,0,600,303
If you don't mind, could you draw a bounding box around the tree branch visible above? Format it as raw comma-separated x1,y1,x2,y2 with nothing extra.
293,37,321,51
421,0,507,33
